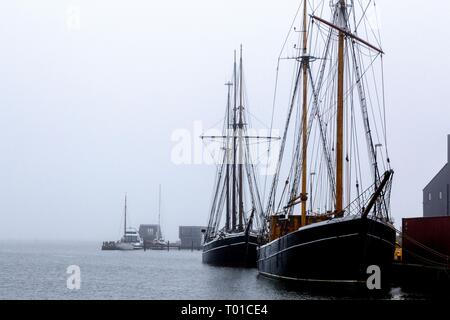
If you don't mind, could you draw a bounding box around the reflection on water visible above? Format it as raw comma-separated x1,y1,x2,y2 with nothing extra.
0,240,444,299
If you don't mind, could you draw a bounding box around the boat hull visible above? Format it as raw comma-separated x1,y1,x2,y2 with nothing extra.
150,242,166,250
257,216,396,283
101,241,136,251
202,233,258,268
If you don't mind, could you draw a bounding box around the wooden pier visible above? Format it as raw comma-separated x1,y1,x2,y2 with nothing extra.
143,240,181,251
143,239,202,251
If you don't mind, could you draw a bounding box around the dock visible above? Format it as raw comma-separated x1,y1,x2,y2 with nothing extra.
143,240,182,251
391,262,450,290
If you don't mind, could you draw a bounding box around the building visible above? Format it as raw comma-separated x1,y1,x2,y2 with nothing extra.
402,216,450,265
423,135,450,217
139,224,160,242
179,226,205,250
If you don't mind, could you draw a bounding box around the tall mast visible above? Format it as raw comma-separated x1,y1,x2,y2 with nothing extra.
232,51,237,231
158,184,162,239
124,193,127,237
238,45,244,232
225,81,233,232
336,0,346,215
300,0,309,226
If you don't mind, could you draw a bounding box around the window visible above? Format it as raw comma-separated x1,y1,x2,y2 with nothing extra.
440,192,443,200
429,193,432,201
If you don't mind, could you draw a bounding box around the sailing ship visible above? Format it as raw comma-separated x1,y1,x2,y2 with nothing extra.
102,194,143,251
202,47,272,267
257,0,396,283
151,184,166,250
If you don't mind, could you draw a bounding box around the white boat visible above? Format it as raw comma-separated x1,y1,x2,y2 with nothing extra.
102,194,143,251
121,228,144,250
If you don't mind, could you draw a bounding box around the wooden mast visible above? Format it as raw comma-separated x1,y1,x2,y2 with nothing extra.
238,45,244,232
300,0,309,227
232,51,237,231
225,82,233,232
336,0,346,215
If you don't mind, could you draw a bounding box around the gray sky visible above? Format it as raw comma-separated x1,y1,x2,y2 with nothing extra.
0,0,449,242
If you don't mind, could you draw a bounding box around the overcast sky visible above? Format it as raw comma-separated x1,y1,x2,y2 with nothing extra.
0,0,449,242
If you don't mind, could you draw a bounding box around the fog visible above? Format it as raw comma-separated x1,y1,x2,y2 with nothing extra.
0,0,449,241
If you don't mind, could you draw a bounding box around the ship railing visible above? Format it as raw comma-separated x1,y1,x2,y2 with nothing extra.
343,177,391,219
343,184,376,217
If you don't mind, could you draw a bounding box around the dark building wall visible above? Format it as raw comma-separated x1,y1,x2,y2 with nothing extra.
179,226,205,249
403,217,450,265
423,135,450,217
139,224,160,241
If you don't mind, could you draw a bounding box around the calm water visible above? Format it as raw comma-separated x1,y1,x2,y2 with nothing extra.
0,241,426,300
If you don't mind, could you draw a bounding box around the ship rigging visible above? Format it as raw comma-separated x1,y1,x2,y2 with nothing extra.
202,47,279,267
258,0,396,283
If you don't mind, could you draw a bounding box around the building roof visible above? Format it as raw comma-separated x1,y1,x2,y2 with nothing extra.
423,163,449,191
179,226,205,229
139,224,159,229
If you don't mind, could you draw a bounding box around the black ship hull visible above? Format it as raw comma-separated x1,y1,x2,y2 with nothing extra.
257,216,396,283
202,233,258,268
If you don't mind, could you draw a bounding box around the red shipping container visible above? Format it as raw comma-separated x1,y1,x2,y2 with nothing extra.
402,217,450,266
